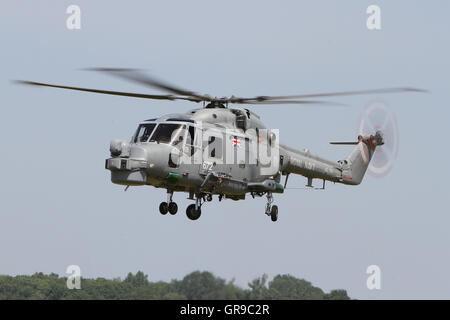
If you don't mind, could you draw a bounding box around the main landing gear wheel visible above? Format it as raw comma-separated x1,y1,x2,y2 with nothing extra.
265,192,278,222
168,202,178,215
186,204,201,220
159,202,169,215
270,205,278,222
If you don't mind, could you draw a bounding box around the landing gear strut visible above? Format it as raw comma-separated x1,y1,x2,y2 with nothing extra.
265,192,278,222
159,190,178,215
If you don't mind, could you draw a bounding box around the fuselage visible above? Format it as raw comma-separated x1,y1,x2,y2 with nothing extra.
105,106,379,200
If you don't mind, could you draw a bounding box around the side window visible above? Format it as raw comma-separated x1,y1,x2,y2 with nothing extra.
188,126,195,145
208,136,222,159
184,125,196,156
134,123,156,143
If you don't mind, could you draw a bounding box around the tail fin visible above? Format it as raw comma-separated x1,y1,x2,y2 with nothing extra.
332,131,384,185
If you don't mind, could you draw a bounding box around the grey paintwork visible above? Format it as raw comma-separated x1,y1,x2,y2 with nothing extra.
105,107,383,199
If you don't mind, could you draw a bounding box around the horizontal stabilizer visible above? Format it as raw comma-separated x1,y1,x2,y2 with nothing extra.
330,131,384,146
330,141,359,145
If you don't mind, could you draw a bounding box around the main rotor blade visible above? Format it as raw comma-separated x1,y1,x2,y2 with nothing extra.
230,87,427,103
237,100,346,106
84,69,427,104
85,68,211,101
14,80,201,102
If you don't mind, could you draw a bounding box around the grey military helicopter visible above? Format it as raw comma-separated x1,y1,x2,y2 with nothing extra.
17,69,424,222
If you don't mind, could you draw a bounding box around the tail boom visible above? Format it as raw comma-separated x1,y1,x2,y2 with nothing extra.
279,131,384,187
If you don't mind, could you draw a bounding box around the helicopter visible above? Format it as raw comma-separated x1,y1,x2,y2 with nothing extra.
17,68,425,222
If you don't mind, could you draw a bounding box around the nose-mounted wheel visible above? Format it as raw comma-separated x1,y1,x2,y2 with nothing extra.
168,202,178,215
159,190,178,215
159,202,169,215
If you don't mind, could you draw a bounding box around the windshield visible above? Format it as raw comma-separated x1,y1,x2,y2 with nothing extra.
133,123,156,143
150,123,186,146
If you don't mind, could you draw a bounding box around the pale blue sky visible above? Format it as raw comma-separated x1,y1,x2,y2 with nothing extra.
1,1,449,299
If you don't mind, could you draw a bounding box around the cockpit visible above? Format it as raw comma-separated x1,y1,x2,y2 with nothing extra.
134,123,156,143
132,122,195,148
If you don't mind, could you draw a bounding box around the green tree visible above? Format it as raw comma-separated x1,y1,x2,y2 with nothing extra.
124,271,149,287
0,271,350,300
174,271,234,299
248,274,271,299
324,289,350,300
268,275,325,300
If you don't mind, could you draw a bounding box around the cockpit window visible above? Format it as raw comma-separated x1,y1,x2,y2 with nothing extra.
150,123,186,146
134,123,156,143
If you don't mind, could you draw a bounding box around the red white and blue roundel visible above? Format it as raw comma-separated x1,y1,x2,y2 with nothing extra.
232,137,241,148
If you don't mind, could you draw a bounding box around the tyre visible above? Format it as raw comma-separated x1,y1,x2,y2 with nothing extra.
168,202,178,215
270,205,278,222
159,202,169,215
186,204,201,220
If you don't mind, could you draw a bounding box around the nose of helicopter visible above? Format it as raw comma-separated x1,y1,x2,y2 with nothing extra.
106,141,182,186
143,143,180,178
106,142,148,186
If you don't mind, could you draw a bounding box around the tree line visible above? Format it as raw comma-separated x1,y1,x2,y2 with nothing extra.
0,271,350,300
